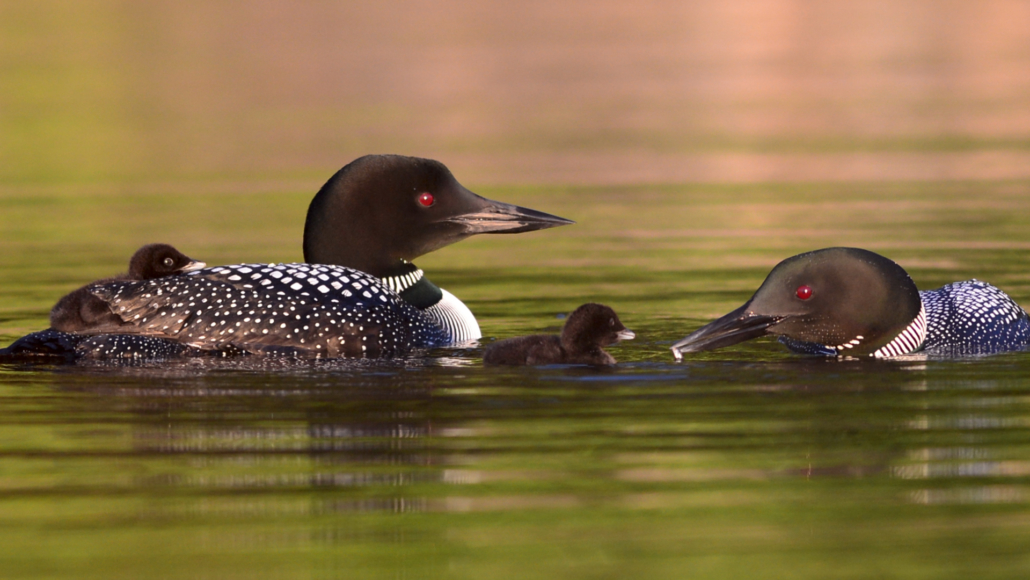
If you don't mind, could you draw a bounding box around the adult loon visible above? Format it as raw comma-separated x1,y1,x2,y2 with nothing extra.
483,303,635,366
670,247,1030,360
50,243,206,333
1,155,572,360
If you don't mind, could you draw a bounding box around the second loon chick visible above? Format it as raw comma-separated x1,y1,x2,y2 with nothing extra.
671,247,1030,360
50,243,205,333
483,303,635,366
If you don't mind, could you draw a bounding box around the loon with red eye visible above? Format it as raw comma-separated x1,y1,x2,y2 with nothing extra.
2,155,576,361
670,247,1030,360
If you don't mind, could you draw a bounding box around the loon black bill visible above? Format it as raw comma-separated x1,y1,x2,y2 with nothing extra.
447,198,574,235
670,303,784,361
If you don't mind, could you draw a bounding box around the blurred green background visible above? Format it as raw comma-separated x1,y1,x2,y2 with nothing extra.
3,0,1030,185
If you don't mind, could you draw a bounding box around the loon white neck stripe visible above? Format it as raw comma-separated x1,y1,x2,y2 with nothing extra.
383,269,424,294
873,303,927,358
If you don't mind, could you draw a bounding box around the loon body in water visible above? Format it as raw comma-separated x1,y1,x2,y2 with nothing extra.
50,243,206,334
671,247,1030,360
483,303,634,366
1,155,572,360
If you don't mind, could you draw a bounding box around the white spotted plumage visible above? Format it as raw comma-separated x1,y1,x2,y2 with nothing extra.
919,279,1030,353
88,263,450,358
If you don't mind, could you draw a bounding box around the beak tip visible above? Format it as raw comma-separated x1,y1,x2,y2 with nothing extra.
529,215,575,230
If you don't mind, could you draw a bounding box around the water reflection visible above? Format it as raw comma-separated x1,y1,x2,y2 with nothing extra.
3,345,1030,571
909,486,1025,505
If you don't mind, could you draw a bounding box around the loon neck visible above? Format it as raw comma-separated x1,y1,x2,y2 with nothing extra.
379,260,444,310
872,301,928,357
381,260,478,341
399,277,444,310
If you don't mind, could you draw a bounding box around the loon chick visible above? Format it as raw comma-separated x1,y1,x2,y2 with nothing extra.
670,247,1030,360
483,303,635,366
50,243,205,333
1,155,572,360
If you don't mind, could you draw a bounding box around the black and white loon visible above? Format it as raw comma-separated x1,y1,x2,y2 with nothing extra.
671,247,1030,360
1,155,572,360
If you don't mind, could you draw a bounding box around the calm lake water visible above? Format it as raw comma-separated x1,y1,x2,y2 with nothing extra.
3,181,1030,579
5,1,1030,578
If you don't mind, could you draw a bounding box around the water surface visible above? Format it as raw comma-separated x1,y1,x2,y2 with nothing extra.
3,182,1030,579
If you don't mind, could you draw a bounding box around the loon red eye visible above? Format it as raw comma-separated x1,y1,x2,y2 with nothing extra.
417,192,434,207
796,285,813,300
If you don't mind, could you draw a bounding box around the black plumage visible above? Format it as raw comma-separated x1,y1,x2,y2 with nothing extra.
483,303,634,366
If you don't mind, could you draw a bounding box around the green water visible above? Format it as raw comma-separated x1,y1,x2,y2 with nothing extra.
5,1,1030,575
3,181,1030,579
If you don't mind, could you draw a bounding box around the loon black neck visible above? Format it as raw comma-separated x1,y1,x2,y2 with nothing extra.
378,260,443,309
399,276,443,310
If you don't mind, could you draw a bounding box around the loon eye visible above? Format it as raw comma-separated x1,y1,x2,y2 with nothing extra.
162,257,174,267
609,318,615,326
417,192,435,207
796,285,813,300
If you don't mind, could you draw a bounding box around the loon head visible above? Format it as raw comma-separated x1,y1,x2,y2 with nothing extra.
303,155,573,278
562,303,635,352
128,244,206,280
671,247,923,359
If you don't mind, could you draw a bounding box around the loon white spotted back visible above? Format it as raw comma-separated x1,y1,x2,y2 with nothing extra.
89,263,447,358
919,280,1030,354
